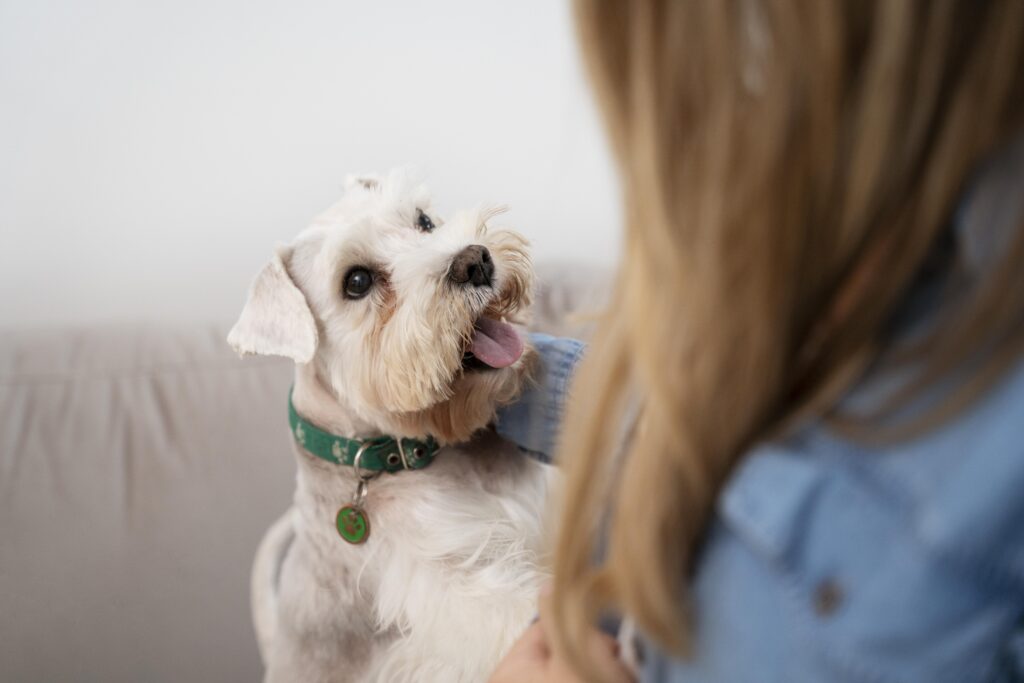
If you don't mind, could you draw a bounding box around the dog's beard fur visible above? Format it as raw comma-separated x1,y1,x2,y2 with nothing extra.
393,348,536,443
317,247,535,442
235,170,535,444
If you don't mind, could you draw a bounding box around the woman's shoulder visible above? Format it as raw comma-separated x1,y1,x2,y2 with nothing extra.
829,356,1024,584
641,359,1024,683
774,352,1024,586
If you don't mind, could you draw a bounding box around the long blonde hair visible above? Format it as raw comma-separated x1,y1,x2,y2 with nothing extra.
554,0,1024,676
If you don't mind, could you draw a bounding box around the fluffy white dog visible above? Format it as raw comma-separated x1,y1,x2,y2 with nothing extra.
228,171,553,683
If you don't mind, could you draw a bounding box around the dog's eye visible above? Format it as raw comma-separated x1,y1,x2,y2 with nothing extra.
416,209,435,233
343,267,373,299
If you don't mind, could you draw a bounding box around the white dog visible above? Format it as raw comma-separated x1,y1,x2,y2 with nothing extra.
228,171,553,683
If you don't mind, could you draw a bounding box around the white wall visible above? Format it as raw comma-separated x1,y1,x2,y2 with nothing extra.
0,0,620,326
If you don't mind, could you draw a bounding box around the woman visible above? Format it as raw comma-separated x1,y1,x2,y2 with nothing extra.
492,2,1024,681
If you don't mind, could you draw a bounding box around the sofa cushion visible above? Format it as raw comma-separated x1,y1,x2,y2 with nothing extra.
0,325,294,682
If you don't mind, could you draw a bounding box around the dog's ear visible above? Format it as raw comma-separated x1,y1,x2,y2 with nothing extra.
227,247,318,363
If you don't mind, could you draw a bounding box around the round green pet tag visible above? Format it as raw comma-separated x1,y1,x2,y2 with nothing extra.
336,505,370,544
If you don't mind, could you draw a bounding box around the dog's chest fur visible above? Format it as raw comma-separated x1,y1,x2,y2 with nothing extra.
253,429,553,683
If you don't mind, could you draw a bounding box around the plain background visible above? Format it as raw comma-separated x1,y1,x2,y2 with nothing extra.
0,0,620,326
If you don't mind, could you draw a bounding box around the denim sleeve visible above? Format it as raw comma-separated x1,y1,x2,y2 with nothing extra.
494,333,586,464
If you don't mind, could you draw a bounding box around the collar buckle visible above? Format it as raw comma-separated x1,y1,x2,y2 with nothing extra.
396,439,412,470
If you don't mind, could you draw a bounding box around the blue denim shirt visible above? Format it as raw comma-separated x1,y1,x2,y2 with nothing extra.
495,139,1024,682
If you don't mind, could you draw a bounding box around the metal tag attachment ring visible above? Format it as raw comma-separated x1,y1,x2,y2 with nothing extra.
352,442,383,483
351,478,370,508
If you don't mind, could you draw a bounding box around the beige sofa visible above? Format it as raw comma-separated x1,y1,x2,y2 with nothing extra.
0,264,606,682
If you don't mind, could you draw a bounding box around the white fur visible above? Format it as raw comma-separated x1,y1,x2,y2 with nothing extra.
227,248,318,363
232,169,552,683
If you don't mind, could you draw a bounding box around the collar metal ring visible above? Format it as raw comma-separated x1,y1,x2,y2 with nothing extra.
352,442,380,483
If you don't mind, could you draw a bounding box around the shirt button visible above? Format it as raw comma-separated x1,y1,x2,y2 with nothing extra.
813,579,844,617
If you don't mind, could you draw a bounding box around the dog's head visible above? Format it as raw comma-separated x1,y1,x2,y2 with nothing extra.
228,170,534,442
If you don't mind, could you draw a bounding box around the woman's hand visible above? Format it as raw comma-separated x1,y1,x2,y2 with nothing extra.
488,588,635,683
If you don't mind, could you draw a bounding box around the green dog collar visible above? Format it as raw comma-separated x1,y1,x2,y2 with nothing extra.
287,390,440,473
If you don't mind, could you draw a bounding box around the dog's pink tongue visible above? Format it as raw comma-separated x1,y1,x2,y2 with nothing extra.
470,317,524,368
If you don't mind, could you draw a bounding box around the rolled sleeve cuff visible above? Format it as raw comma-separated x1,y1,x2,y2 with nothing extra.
494,333,586,463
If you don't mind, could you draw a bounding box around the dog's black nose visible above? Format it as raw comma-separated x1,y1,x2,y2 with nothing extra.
448,245,494,287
